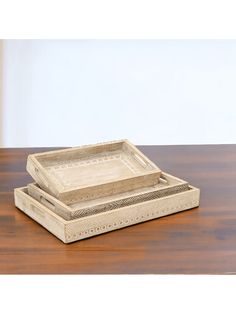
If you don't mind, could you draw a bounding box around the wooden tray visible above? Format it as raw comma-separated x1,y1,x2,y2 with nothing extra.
28,172,189,220
14,184,200,244
26,140,161,204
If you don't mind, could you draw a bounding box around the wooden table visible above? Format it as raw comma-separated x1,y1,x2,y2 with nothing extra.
1,145,236,274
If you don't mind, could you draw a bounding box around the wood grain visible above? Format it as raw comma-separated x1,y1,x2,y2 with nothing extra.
27,172,190,221
0,145,236,274
26,140,161,204
15,183,199,243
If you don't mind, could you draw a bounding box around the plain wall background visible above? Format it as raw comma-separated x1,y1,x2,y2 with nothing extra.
1,39,236,147
0,41,3,146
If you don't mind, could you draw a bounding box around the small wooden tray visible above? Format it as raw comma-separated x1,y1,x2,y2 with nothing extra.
28,172,189,220
27,140,161,204
14,183,200,244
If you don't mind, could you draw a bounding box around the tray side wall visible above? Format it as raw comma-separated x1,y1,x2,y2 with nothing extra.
28,183,72,220
27,172,189,221
60,172,160,204
26,156,61,198
64,187,200,243
14,188,66,243
15,186,200,244
26,140,162,204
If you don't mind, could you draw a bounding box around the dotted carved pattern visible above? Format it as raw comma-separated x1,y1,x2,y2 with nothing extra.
70,184,189,219
47,152,143,189
65,199,199,242
47,153,120,171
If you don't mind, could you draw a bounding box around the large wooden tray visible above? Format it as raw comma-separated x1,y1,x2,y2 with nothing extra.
26,140,161,204
14,183,200,244
28,172,189,220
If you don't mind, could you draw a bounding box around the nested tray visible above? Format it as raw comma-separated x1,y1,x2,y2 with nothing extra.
26,140,161,204
14,183,200,243
28,172,189,220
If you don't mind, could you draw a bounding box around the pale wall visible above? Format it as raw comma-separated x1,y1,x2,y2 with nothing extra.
0,40,3,146
2,40,236,147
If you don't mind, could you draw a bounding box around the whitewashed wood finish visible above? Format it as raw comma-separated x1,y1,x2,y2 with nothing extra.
28,172,189,220
14,185,200,244
26,140,161,205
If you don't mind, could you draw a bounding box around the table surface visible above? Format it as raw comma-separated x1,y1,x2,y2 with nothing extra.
1,145,236,274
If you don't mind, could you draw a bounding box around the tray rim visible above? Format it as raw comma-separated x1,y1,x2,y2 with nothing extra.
26,139,161,202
